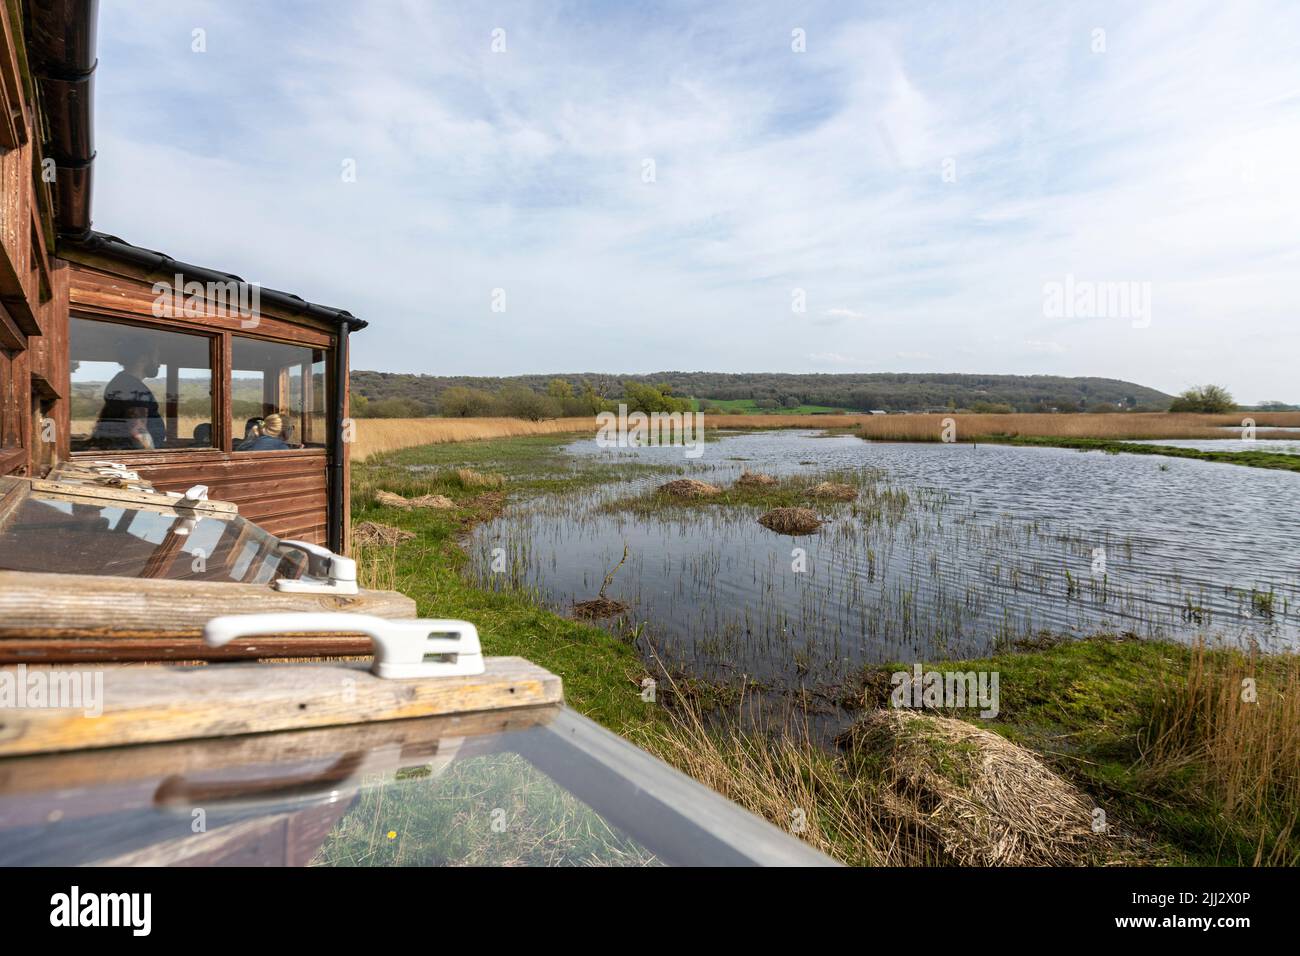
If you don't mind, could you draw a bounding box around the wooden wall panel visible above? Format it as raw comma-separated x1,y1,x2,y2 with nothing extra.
0,1,58,476
128,451,330,546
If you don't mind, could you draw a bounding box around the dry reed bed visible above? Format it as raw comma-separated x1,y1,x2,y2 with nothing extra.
857,412,1300,442
1143,644,1300,866
355,411,1300,462
352,414,873,460
352,417,597,460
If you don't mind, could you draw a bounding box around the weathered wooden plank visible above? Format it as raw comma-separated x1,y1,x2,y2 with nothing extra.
70,448,326,472
0,568,416,654
0,657,563,755
0,636,371,663
30,478,240,514
227,490,328,521
226,475,327,500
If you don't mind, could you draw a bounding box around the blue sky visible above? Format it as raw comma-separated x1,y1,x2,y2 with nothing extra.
94,1,1300,401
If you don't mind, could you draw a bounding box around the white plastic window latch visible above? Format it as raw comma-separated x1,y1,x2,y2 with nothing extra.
180,484,208,504
165,485,210,520
203,613,485,678
95,465,141,482
274,539,358,595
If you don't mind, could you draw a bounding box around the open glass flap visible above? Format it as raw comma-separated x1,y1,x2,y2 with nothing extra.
0,474,309,584
0,706,832,867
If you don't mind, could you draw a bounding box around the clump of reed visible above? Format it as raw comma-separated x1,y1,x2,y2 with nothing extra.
735,470,779,487
657,478,723,499
1140,643,1300,865
839,710,1108,866
352,520,415,547
452,467,505,490
810,481,858,501
757,506,822,535
373,489,454,510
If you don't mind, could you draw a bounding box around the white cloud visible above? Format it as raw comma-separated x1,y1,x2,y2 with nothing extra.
89,0,1300,401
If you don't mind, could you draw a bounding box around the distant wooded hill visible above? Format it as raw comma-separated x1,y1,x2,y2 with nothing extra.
349,371,1174,417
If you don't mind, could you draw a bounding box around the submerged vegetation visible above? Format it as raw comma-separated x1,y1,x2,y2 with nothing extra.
352,431,1299,866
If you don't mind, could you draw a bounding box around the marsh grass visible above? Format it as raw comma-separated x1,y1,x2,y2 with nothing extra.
642,639,1300,866
851,638,1300,865
452,467,505,490
994,438,1300,473
1141,643,1300,866
633,677,925,866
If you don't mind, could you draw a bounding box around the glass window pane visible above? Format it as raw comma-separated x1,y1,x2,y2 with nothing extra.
231,337,328,452
0,707,829,866
69,317,215,452
0,482,307,582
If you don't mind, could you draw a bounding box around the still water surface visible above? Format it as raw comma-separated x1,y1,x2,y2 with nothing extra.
468,431,1299,688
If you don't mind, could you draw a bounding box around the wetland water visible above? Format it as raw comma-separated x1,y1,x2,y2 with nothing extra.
466,430,1299,690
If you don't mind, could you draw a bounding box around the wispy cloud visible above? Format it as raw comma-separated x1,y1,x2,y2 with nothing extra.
92,0,1300,400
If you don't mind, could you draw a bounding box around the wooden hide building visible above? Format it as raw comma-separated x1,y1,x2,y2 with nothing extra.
0,0,362,551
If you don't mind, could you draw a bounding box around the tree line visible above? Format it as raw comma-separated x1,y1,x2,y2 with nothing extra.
349,371,1181,419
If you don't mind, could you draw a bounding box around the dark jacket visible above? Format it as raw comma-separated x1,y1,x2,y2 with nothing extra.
241,435,290,451
89,371,165,449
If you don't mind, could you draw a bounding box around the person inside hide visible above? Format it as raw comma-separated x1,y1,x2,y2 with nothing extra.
242,413,291,451
236,417,265,450
88,341,165,449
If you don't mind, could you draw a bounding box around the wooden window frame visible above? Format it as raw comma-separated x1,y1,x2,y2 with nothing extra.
66,310,335,463
228,332,331,457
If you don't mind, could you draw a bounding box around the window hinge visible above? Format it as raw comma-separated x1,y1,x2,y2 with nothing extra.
274,538,358,595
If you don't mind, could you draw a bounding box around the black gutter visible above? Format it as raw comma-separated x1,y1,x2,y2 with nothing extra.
328,327,350,553
26,0,99,239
